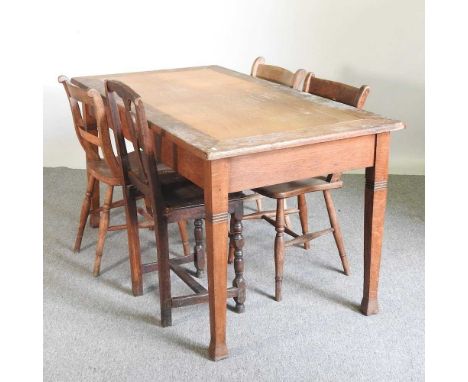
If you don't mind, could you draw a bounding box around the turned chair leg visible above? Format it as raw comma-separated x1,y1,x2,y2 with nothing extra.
74,175,96,253
323,190,350,276
193,218,205,278
284,199,293,230
228,214,235,264
93,185,114,277
232,203,246,313
297,194,310,250
274,198,286,301
178,220,191,257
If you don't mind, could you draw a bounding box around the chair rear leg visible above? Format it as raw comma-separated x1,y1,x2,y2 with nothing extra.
274,199,286,301
255,196,263,212
323,190,350,276
124,185,143,296
232,202,246,313
74,175,96,252
193,219,205,278
155,218,172,327
297,194,310,250
144,196,154,231
93,185,113,277
178,220,191,257
284,199,293,230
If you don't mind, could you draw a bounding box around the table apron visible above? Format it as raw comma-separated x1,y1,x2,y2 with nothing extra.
160,134,376,193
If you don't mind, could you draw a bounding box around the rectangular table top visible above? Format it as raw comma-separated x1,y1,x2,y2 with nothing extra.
72,66,404,160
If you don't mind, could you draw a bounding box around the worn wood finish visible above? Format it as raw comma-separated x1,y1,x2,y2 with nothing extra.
72,66,403,160
73,66,403,361
105,80,245,332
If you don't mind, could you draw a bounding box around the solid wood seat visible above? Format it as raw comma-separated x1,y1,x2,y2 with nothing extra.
157,173,245,220
106,80,247,326
58,76,191,279
254,176,343,199
254,72,371,302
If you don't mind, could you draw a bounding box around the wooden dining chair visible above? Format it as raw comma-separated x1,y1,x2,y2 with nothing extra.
251,56,306,90
242,57,307,229
58,76,191,278
252,72,370,301
105,79,247,326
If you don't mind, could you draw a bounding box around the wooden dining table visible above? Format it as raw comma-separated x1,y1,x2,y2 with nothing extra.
72,65,404,361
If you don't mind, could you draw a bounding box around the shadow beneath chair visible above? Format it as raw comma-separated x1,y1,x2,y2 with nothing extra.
247,264,361,313
156,330,208,360
288,274,361,313
250,286,276,301
59,254,130,295
46,262,162,326
143,284,157,294
72,228,122,253
77,243,95,252
100,256,129,275
310,261,347,276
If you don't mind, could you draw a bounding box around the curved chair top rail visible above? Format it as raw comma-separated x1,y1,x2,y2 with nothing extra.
251,56,306,91
58,75,120,178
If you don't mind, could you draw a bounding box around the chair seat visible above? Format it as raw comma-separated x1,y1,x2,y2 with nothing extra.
159,174,245,221
253,176,343,199
87,151,175,185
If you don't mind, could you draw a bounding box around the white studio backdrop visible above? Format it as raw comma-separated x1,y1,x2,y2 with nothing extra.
43,0,424,174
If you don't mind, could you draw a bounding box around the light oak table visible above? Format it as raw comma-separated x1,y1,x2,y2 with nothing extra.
72,66,404,361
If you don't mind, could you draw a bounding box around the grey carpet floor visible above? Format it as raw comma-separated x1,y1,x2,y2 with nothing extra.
43,168,424,382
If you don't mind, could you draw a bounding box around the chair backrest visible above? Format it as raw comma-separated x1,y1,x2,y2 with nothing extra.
105,80,165,208
251,57,306,90
58,76,121,178
302,73,370,183
302,72,370,109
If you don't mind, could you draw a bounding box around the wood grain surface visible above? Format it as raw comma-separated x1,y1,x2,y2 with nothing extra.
72,66,404,160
